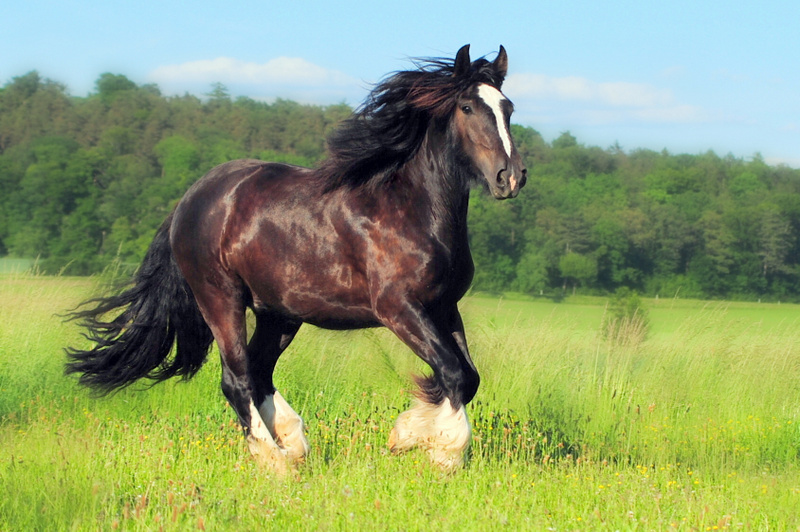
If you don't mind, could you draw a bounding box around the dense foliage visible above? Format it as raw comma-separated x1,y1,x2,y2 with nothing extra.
2,71,800,300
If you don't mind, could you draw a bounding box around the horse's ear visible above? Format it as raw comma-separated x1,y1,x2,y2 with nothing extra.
453,45,471,77
493,45,508,80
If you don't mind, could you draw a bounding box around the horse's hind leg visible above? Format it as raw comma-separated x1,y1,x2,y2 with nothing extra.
192,287,288,473
248,309,309,464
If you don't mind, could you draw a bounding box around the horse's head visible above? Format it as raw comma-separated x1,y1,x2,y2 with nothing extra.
450,45,526,200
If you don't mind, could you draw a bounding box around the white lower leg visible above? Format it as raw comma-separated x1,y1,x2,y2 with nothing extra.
259,391,310,463
388,398,471,470
246,400,287,474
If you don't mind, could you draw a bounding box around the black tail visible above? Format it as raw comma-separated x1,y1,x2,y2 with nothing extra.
65,213,214,393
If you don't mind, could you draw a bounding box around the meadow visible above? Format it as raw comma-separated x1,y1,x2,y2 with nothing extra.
1,274,799,530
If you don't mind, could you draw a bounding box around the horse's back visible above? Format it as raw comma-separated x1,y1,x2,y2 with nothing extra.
185,159,308,200
175,158,312,223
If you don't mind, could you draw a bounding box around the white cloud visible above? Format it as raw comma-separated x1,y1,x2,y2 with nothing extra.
504,73,673,108
149,56,358,88
552,105,712,127
766,156,800,169
503,72,720,126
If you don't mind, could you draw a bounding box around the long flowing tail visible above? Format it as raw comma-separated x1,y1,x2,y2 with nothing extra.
65,212,214,393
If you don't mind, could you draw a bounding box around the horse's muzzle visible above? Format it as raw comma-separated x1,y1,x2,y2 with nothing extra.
492,167,527,199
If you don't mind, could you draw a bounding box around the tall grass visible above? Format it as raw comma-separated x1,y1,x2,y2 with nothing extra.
1,275,799,529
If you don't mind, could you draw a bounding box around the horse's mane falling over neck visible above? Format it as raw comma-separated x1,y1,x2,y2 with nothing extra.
317,53,505,192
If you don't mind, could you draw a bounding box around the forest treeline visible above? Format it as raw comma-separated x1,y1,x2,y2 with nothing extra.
2,71,800,301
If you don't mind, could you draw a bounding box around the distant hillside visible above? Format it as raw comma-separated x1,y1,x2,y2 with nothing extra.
3,71,800,301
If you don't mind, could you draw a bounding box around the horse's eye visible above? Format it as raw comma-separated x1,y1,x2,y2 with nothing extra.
461,105,472,114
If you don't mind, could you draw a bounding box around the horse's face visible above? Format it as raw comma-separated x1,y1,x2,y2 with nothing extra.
452,83,526,199
451,46,527,200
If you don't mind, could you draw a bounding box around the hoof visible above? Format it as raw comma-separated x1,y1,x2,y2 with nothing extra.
247,435,290,476
387,410,419,454
277,424,310,464
259,391,310,465
428,445,466,472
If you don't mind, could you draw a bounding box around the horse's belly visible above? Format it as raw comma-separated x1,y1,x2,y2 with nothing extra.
282,289,378,329
246,265,379,330
254,294,379,330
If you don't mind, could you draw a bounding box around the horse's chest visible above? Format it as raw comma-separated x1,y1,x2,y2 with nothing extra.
369,235,472,302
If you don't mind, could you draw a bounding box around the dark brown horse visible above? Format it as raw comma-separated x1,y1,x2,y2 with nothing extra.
66,45,526,472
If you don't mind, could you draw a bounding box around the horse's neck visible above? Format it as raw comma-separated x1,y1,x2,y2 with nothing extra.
413,131,469,213
400,132,471,242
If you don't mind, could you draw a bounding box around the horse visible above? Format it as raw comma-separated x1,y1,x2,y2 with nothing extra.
66,44,526,472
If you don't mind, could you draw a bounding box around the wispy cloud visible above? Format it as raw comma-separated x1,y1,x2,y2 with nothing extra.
504,72,715,126
150,56,358,88
504,73,673,108
766,156,800,168
147,56,367,104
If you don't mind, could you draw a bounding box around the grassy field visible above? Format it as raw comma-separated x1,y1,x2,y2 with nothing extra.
1,274,799,530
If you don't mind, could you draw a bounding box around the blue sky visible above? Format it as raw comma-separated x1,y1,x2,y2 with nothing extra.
2,0,798,166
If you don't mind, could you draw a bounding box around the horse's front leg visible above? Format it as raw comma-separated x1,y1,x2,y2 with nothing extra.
381,304,478,470
447,308,480,404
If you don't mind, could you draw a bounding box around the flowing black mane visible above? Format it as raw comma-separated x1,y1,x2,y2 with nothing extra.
317,51,506,191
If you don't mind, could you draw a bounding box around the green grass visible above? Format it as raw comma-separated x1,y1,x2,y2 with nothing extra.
1,275,800,530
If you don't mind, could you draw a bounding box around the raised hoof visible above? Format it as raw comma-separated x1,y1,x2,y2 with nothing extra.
387,399,471,471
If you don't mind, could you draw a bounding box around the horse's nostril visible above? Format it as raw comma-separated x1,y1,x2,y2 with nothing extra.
496,169,507,186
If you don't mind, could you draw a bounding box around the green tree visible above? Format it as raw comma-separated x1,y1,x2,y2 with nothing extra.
558,252,597,295
514,247,549,295
153,135,200,196
4,68,800,300
95,73,137,104
757,206,793,280
468,193,521,291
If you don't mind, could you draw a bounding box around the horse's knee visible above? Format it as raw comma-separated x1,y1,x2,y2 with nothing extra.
460,367,480,405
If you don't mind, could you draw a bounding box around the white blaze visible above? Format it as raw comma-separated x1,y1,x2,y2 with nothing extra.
477,83,512,158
